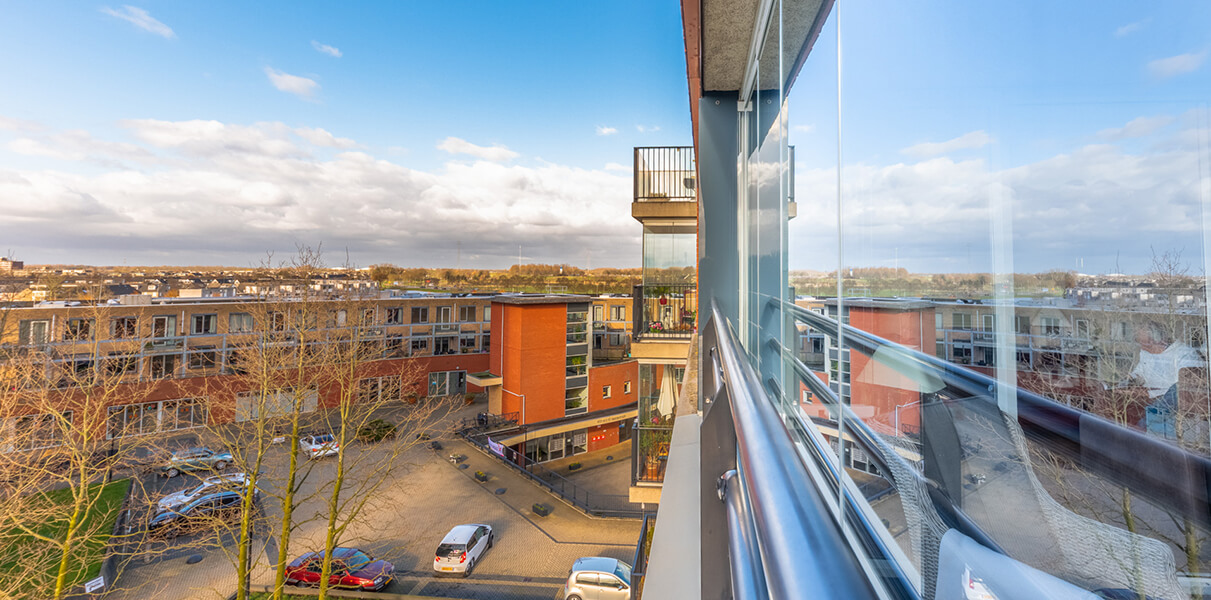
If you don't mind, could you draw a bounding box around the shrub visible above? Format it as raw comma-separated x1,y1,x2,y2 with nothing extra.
532,503,551,517
569,462,582,471
357,419,397,442
474,470,488,482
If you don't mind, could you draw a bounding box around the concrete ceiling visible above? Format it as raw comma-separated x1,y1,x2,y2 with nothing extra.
701,0,830,93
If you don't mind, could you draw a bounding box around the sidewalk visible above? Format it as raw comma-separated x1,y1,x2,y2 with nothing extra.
448,439,642,545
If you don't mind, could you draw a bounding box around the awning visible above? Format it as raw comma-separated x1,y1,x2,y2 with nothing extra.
494,405,638,446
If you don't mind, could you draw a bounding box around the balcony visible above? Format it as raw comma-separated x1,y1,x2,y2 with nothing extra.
633,147,697,222
632,284,696,342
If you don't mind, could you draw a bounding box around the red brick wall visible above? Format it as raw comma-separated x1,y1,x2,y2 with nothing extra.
847,307,936,434
587,422,619,452
587,360,638,413
492,302,567,424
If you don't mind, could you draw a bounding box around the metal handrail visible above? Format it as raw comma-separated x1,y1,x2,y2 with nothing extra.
785,299,1211,531
707,300,878,599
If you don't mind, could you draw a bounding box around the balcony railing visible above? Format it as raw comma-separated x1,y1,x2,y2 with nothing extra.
634,146,695,202
632,284,696,341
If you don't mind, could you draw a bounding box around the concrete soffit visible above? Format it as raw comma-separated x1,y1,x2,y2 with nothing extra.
700,0,831,93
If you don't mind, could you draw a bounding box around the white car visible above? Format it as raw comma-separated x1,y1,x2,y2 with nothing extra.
157,472,256,512
564,557,632,600
299,433,339,459
433,523,494,577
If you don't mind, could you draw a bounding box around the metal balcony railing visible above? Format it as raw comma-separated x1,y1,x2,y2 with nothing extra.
634,146,696,202
683,297,1211,599
632,284,696,341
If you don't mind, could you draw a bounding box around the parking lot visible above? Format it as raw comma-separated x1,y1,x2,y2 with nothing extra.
109,408,642,600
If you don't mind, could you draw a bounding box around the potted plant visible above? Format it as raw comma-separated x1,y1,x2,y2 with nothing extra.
474,470,488,482
568,461,582,472
532,503,551,517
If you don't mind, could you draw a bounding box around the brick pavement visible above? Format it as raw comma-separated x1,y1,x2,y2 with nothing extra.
106,404,641,600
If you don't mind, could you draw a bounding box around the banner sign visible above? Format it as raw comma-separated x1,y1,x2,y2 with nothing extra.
488,438,504,457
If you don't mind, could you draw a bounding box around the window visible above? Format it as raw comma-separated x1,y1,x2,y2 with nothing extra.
335,309,348,327
434,336,455,355
594,333,604,349
484,306,490,321
1076,319,1090,339
593,305,604,322
385,307,404,324
361,308,375,326
575,573,599,586
437,306,453,323
610,305,626,321
1041,317,1062,336
149,354,177,379
459,306,476,322
358,376,401,403
952,312,972,330
603,385,612,399
410,337,429,355
608,333,628,347
107,399,206,439
1015,315,1031,335
2,412,71,452
112,316,138,339
188,346,217,370
935,312,943,330
104,353,138,376
229,312,254,333
411,307,429,324
191,314,217,335
952,345,972,365
18,320,50,345
268,311,286,332
460,335,477,353
1112,321,1130,340
428,370,466,397
386,334,406,356
624,381,632,394
981,314,995,332
64,318,94,341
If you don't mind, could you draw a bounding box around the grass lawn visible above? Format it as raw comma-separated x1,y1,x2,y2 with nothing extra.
0,478,131,596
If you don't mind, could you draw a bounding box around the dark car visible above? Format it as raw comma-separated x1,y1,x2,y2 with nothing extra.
285,548,394,591
160,446,233,478
148,489,243,534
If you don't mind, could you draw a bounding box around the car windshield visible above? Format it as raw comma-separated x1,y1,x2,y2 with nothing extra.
344,551,373,570
436,543,464,558
315,435,333,443
614,562,632,585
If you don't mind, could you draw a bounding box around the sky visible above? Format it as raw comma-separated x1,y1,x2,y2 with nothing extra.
0,2,1207,275
785,1,1211,275
0,2,689,269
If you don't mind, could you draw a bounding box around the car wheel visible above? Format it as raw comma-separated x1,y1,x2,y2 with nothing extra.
214,460,227,471
487,534,493,549
463,558,474,578
567,596,582,600
166,468,179,478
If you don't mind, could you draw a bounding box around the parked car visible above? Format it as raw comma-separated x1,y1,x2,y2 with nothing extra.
299,433,339,459
148,489,243,533
161,447,232,478
157,472,256,512
433,523,494,577
564,557,633,600
284,548,394,591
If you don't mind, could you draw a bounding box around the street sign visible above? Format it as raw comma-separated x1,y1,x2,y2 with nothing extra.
84,576,105,593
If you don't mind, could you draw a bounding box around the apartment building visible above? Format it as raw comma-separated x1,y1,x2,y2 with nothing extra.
470,295,638,464
0,292,493,442
590,295,633,362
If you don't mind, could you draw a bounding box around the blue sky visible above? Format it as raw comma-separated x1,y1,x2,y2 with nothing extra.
0,1,1206,274
786,0,1211,275
0,1,689,267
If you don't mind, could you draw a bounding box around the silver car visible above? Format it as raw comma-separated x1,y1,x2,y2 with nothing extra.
564,557,632,600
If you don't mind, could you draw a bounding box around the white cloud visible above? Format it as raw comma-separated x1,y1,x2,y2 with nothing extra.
1147,51,1207,78
901,130,993,158
436,137,519,162
1097,115,1174,140
294,127,356,148
0,116,41,132
636,125,661,133
8,129,153,165
793,121,1207,273
101,5,175,39
1114,20,1147,37
604,162,631,172
596,126,618,136
0,117,635,267
264,67,319,99
793,124,816,134
311,40,342,58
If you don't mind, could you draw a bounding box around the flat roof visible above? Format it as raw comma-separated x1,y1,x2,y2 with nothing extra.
492,294,592,306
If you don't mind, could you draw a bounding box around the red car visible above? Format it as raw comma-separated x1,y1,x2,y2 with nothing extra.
284,548,394,591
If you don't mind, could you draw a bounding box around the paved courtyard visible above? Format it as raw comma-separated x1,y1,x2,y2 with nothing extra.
107,406,642,600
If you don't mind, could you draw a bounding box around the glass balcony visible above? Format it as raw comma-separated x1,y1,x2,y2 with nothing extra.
634,147,695,202
632,284,697,341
